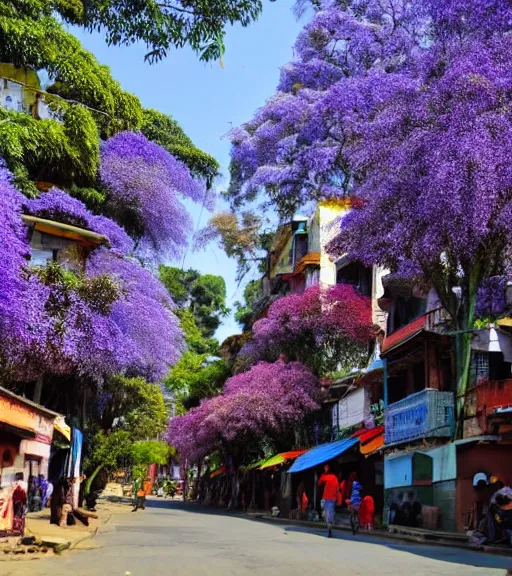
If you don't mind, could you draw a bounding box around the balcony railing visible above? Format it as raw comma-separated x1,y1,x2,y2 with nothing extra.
476,379,512,414
384,388,454,445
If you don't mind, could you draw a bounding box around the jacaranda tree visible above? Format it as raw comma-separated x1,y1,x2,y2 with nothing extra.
167,359,319,462
100,131,211,263
226,0,512,435
323,0,512,434
237,284,375,375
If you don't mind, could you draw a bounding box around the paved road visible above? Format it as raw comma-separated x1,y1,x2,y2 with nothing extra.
4,500,512,576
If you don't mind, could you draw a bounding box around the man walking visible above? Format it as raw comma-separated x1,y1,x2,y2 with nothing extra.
318,464,339,538
132,476,145,512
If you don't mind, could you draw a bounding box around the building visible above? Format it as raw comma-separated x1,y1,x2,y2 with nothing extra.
0,386,63,484
378,273,512,532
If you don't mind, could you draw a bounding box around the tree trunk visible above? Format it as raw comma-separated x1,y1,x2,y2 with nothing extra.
249,470,257,510
33,375,44,404
82,387,88,430
455,263,481,439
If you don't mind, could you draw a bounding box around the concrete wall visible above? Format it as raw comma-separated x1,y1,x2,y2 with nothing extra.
373,266,388,332
384,444,457,531
319,203,346,286
0,436,49,486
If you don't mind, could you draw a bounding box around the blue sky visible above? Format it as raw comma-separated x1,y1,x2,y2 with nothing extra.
73,1,306,342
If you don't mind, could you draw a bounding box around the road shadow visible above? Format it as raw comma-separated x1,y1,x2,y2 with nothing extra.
279,524,512,571
160,500,512,571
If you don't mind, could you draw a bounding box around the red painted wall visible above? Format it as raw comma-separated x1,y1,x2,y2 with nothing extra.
456,443,512,531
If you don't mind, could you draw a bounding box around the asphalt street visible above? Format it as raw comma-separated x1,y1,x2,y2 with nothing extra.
3,500,512,576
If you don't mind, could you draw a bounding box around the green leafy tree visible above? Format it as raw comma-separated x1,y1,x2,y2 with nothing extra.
177,309,217,355
49,0,265,63
83,429,134,494
99,375,169,440
132,441,173,466
164,352,229,409
234,280,263,330
159,266,228,338
141,109,219,186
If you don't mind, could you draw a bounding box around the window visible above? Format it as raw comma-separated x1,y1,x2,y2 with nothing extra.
388,294,426,334
336,261,372,297
29,248,54,267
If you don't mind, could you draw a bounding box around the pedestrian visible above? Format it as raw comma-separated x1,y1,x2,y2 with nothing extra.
487,476,506,542
493,493,512,546
318,464,339,538
59,477,74,527
360,495,375,530
132,476,145,512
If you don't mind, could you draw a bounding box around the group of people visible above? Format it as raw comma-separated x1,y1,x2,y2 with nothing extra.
317,464,374,538
470,475,512,546
28,474,53,512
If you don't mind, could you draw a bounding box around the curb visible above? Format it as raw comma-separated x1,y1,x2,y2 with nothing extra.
247,513,512,558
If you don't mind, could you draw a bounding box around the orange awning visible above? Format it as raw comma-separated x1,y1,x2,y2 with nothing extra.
360,433,385,456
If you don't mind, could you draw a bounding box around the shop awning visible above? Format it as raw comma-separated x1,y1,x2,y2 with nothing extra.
357,427,384,445
259,450,307,470
22,214,109,246
288,437,359,473
360,432,385,455
54,415,71,441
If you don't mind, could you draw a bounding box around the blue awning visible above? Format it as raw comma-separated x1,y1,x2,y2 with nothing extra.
288,437,359,473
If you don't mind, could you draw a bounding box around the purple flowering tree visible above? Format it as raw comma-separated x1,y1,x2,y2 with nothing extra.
0,166,50,381
87,249,184,382
226,0,417,216
323,0,512,433
167,359,319,461
226,0,512,433
1,169,185,392
237,284,375,375
24,188,134,254
100,131,212,262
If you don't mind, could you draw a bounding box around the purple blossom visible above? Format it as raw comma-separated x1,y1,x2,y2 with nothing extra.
87,249,184,382
100,132,208,262
2,166,183,383
167,359,319,460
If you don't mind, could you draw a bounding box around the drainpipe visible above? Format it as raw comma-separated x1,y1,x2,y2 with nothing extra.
383,359,388,408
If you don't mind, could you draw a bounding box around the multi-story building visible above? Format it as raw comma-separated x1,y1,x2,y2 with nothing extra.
379,275,512,532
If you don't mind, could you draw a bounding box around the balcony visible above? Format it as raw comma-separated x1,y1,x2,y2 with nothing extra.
384,388,454,445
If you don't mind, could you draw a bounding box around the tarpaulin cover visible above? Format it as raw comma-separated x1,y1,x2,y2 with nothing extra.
244,459,268,471
259,450,307,470
288,437,359,473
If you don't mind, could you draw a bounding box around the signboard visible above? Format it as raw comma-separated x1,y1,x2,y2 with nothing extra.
0,394,54,443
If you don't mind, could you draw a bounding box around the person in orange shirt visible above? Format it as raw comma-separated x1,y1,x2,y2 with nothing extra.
318,464,339,538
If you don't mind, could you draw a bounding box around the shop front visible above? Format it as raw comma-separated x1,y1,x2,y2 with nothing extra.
384,442,457,532
0,386,60,535
0,386,58,485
